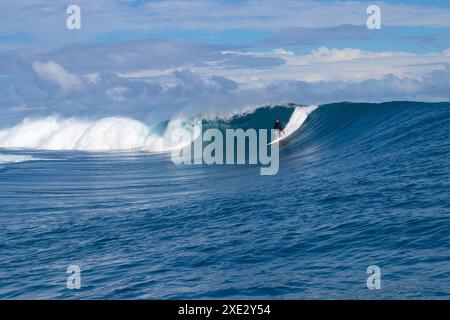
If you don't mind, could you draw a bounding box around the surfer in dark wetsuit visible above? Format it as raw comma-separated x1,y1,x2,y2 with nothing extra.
274,119,283,133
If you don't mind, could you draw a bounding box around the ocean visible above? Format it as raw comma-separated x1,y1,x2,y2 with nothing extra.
1,101,449,299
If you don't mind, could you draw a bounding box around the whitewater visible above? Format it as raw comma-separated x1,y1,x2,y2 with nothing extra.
0,154,40,165
0,116,196,152
0,105,316,152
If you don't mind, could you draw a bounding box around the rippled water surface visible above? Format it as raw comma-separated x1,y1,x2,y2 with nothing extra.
1,102,450,299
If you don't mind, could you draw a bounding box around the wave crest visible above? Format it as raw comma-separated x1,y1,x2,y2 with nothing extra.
0,104,320,152
0,116,194,152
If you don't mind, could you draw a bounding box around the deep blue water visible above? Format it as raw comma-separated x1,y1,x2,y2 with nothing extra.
1,101,450,299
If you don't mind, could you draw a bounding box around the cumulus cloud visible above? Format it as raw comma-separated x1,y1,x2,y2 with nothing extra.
0,37,449,128
32,60,83,92
304,47,413,62
2,61,450,127
204,47,450,83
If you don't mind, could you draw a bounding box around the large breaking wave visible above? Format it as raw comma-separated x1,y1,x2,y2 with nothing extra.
0,116,198,152
1,102,448,156
0,104,316,152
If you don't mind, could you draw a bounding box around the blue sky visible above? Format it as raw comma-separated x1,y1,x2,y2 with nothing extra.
0,0,449,126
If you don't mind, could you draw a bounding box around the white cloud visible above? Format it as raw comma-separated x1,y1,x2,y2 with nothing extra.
270,48,295,57
2,1,450,47
7,104,32,113
171,47,448,85
32,60,83,92
305,47,413,62
106,86,130,103
83,73,101,84
1,39,449,127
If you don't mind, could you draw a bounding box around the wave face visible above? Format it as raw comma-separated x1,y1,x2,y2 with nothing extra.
202,104,316,131
286,101,450,158
1,101,450,299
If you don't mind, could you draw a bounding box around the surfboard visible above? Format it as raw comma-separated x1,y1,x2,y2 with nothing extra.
268,131,284,145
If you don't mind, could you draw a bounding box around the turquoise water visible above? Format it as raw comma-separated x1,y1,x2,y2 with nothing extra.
1,101,449,299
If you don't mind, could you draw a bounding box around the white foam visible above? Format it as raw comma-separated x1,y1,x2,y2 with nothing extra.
0,154,40,164
0,116,196,152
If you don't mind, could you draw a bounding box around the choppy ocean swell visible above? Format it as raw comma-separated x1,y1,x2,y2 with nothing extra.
0,101,450,299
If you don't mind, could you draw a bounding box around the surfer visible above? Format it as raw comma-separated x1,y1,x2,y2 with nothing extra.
274,119,283,134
